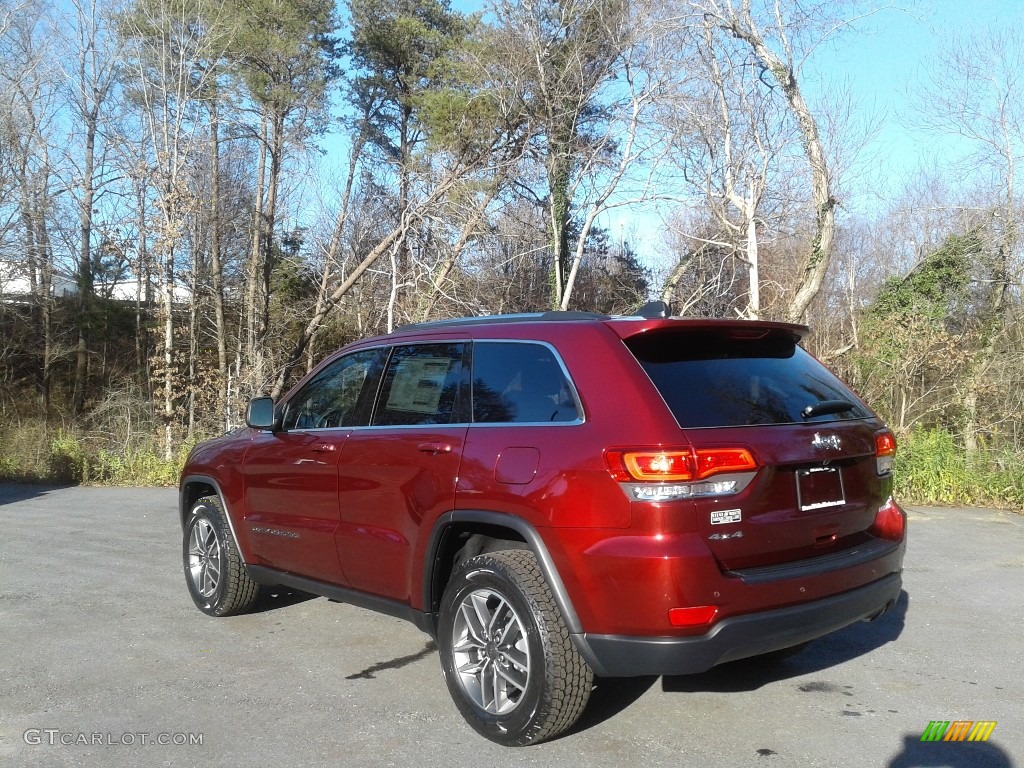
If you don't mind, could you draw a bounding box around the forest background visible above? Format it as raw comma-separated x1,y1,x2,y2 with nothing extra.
0,0,1021,508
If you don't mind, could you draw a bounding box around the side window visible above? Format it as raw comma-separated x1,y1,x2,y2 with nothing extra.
472,342,580,424
282,349,380,430
371,344,467,427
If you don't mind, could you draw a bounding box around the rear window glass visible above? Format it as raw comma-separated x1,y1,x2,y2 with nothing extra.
627,329,871,428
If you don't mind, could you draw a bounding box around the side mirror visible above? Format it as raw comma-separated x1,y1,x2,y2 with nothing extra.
246,397,279,430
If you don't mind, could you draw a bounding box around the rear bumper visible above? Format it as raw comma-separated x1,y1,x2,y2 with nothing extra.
572,572,902,677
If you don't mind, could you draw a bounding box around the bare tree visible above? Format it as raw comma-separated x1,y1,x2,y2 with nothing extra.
661,13,800,318
270,147,502,398
556,0,677,310
121,0,236,457
0,1,61,410
913,24,1024,454
60,0,124,414
225,0,338,392
685,0,866,323
486,0,631,308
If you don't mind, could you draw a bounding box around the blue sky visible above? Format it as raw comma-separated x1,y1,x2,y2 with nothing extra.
320,1,1024,255
820,0,1024,209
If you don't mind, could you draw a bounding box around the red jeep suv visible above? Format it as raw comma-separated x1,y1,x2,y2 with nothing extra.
179,307,906,745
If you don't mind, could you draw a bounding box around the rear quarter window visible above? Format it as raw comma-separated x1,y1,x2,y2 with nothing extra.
626,328,872,428
471,341,580,424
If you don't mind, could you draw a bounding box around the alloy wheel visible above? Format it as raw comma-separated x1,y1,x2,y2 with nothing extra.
451,588,531,715
187,517,222,599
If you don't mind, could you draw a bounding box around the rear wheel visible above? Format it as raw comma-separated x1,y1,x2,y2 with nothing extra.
438,550,593,746
183,496,261,616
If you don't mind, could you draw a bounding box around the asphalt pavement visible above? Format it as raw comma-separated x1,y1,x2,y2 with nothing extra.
0,484,1020,767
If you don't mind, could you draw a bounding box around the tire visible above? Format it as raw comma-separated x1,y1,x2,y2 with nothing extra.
438,550,593,746
183,495,262,617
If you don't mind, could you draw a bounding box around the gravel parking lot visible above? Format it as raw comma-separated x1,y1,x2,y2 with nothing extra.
0,484,1020,767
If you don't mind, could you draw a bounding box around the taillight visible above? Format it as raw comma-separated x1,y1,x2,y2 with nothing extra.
871,498,906,540
876,430,897,475
695,448,758,478
621,451,694,481
607,447,756,482
606,447,758,501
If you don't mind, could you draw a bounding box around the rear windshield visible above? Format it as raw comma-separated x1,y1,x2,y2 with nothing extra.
626,329,872,428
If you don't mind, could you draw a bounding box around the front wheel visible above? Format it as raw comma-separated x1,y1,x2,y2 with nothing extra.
437,550,593,746
183,496,262,616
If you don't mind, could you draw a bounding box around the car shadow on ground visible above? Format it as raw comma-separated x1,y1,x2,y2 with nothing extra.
568,590,908,736
344,641,438,680
568,675,662,736
886,733,1012,768
663,590,908,693
0,482,73,506
250,587,318,613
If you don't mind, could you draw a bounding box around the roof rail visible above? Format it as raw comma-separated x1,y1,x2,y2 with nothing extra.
395,310,610,333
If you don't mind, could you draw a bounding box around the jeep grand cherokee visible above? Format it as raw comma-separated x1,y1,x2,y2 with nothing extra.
178,307,906,745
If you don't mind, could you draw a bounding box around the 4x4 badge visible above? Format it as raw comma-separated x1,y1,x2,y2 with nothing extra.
812,433,842,451
708,530,744,540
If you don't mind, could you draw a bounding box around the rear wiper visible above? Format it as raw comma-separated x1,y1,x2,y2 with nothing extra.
801,399,856,419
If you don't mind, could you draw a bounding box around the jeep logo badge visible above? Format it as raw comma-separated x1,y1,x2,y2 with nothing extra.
812,433,842,451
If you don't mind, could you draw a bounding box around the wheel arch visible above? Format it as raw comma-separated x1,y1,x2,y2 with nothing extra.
422,511,582,636
179,474,249,565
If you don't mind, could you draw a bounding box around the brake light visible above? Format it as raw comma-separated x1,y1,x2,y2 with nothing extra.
876,430,897,475
606,447,757,483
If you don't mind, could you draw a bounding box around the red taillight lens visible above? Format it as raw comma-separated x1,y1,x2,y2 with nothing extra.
694,448,758,478
622,451,694,481
871,498,906,541
606,447,757,483
876,430,897,475
669,605,719,627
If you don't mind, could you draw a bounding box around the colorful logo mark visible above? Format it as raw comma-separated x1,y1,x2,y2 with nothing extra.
920,721,997,743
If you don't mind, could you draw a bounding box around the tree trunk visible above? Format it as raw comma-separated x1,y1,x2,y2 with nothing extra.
163,240,175,461
258,111,286,379
745,210,760,319
74,107,98,414
209,100,229,431
548,150,572,309
135,180,149,388
417,187,497,321
246,114,269,389
35,190,54,414
718,11,835,324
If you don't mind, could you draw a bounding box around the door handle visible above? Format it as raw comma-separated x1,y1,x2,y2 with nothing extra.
312,444,336,452
417,442,453,455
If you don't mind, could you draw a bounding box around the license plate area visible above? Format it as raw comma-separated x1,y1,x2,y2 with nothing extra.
796,466,845,511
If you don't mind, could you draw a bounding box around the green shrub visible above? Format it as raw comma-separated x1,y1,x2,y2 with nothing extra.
49,431,90,483
896,428,1024,509
0,420,199,487
1,420,1021,509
